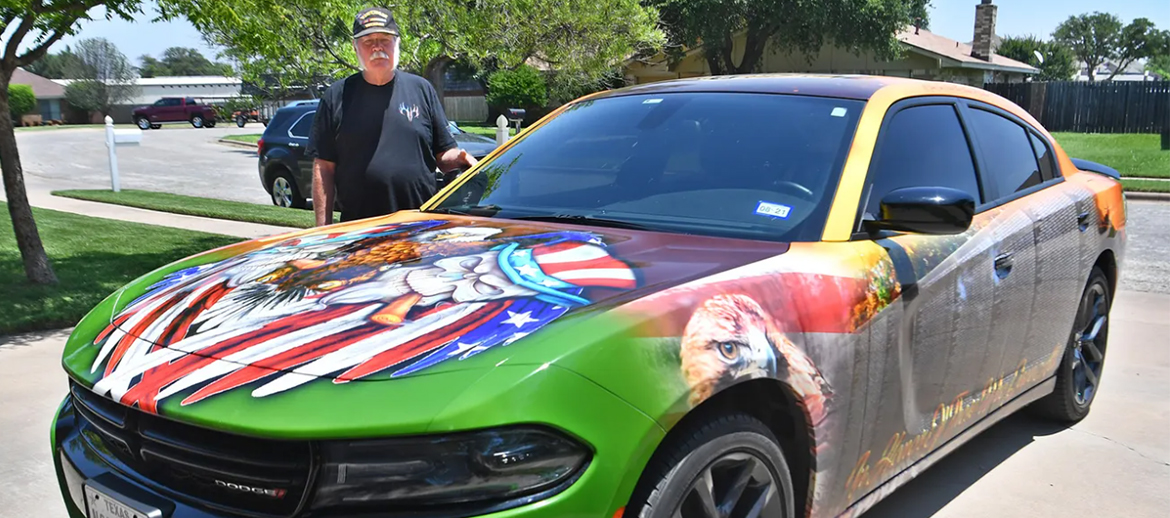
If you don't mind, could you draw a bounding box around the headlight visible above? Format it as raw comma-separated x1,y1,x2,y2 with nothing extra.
312,426,590,510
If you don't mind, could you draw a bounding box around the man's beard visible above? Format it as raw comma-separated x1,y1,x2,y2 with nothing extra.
356,40,399,71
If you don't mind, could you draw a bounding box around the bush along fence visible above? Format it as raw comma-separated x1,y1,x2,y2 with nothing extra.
985,81,1170,138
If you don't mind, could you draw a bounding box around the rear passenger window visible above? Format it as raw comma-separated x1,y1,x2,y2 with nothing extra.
859,104,981,222
1030,133,1057,180
967,108,1043,199
289,112,315,139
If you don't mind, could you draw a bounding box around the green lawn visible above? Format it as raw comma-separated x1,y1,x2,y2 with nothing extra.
0,202,240,335
221,133,262,144
457,123,515,139
52,189,336,229
1121,178,1170,193
1053,133,1170,179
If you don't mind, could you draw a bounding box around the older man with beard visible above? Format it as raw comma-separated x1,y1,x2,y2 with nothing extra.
307,6,478,226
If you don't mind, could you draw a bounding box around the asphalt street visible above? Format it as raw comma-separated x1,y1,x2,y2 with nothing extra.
16,123,271,205
1,290,1166,518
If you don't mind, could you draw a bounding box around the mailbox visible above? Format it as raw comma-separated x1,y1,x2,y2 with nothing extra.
112,128,142,146
506,108,526,122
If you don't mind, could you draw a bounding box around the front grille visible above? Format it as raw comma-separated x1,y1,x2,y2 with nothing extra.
70,381,313,517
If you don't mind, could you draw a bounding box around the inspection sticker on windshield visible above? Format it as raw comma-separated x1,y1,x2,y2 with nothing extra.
643,98,663,104
831,107,848,117
755,201,792,219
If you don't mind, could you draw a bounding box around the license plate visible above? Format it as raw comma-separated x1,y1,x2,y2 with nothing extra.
84,484,158,518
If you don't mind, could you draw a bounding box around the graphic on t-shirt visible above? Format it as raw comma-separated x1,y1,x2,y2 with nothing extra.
399,102,420,122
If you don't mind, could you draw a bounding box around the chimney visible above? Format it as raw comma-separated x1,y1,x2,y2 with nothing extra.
971,0,997,61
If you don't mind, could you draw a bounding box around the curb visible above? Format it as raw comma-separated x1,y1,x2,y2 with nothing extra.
1125,191,1170,202
217,138,258,149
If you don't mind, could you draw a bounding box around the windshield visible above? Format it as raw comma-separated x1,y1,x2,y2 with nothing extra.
428,92,864,242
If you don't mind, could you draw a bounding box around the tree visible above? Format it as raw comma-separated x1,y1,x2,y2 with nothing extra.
997,35,1077,81
139,46,232,77
164,0,662,97
65,37,138,115
8,84,37,122
651,0,929,76
486,65,547,110
1053,13,1120,82
23,46,87,78
1147,54,1170,80
1106,18,1163,81
1,1,147,285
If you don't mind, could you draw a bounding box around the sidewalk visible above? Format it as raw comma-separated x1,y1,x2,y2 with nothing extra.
1,175,298,240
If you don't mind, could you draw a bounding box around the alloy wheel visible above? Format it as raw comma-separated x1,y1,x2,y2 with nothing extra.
673,452,783,518
137,118,150,130
272,177,294,208
192,116,204,128
1072,283,1108,406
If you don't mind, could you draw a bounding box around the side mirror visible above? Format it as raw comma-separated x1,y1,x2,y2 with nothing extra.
864,186,975,235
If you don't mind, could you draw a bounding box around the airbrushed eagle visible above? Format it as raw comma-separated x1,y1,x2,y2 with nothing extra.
88,220,637,413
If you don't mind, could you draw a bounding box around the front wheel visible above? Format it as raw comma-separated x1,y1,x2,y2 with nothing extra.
190,115,205,128
1031,266,1112,423
236,115,247,128
135,117,150,130
270,170,307,209
627,413,794,518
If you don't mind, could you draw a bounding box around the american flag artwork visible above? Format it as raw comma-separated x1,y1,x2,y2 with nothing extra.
87,220,638,413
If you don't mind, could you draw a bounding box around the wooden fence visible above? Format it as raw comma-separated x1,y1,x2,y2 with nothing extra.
984,81,1170,134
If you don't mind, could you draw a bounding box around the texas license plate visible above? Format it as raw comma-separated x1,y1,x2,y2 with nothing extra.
84,484,157,518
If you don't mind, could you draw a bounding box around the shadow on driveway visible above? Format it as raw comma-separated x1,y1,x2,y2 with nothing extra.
862,412,1070,517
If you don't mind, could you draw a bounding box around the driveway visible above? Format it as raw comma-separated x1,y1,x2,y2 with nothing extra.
15,124,270,205
1,290,1166,518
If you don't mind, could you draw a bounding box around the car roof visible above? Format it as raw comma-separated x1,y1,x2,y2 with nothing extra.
587,73,974,101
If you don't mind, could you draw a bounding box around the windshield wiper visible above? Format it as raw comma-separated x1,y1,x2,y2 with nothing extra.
426,204,502,216
510,213,651,231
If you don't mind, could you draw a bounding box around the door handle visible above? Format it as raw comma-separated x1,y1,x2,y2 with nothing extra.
1077,211,1091,232
994,252,1013,279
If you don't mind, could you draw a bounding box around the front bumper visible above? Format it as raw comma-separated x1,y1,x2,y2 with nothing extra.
52,365,665,518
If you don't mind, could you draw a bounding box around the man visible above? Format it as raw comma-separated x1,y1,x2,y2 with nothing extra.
307,6,477,226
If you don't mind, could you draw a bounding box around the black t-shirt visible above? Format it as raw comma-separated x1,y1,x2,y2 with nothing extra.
307,71,457,221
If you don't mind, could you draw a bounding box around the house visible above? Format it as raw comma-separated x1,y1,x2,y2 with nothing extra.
1074,59,1162,81
9,68,67,124
624,0,1037,87
53,75,245,123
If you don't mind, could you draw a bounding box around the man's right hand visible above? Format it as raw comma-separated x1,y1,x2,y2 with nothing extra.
312,159,337,226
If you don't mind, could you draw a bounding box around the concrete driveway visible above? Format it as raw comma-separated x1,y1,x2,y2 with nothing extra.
1,289,1166,518
15,124,270,205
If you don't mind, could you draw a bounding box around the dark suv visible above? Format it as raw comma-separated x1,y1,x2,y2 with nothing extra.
257,104,500,208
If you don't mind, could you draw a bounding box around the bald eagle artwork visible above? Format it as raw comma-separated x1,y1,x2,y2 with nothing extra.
680,294,831,426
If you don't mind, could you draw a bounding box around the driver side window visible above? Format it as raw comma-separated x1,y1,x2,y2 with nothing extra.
857,103,982,230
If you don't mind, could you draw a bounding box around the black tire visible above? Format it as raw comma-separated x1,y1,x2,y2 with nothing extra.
269,169,307,209
135,117,150,130
206,120,216,128
150,124,161,129
190,114,205,128
1031,266,1112,423
628,413,794,518
236,115,247,128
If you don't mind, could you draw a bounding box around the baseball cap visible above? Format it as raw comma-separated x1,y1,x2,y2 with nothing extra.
352,7,400,39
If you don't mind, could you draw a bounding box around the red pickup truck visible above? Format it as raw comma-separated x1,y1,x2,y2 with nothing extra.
133,97,218,130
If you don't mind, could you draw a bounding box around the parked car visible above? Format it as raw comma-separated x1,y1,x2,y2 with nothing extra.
132,97,218,129
53,75,1126,518
257,104,499,208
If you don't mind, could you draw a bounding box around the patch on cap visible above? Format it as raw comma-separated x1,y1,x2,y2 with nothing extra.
353,7,399,38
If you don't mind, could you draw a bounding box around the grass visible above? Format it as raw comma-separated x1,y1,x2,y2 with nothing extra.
1121,178,1170,193
0,202,240,335
221,133,262,144
1053,133,1170,179
52,189,337,229
456,122,515,139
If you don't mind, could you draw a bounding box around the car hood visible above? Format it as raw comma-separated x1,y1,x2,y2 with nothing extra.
62,211,787,419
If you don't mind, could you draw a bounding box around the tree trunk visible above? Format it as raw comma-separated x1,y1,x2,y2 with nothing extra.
735,31,768,75
0,71,58,285
423,55,454,96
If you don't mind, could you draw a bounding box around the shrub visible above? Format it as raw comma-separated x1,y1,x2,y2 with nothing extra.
8,84,37,121
486,65,548,110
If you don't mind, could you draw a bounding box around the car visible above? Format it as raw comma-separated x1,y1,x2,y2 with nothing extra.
52,75,1126,518
257,105,499,208
133,97,218,129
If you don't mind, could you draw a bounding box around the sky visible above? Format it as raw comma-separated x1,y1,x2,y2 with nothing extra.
18,0,1170,68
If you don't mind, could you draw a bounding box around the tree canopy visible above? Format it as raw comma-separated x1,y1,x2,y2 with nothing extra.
997,35,1077,81
139,47,233,77
161,0,663,96
650,0,931,76
1054,12,1168,81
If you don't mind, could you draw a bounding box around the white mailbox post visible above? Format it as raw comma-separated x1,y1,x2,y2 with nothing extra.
495,115,509,147
105,116,142,192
